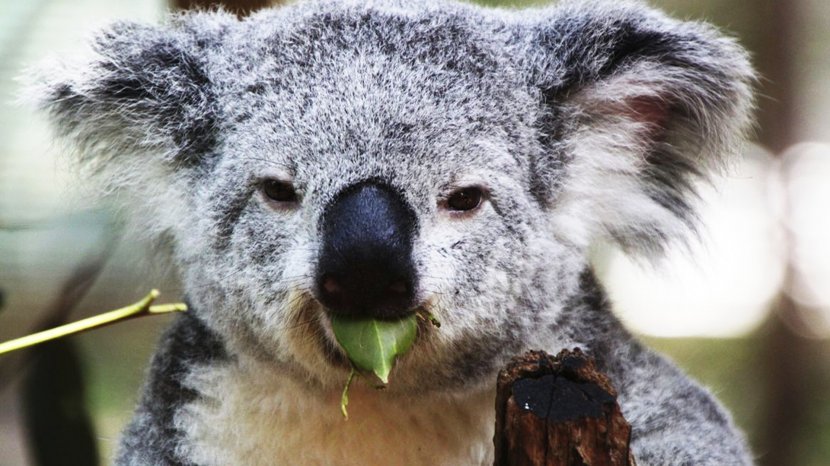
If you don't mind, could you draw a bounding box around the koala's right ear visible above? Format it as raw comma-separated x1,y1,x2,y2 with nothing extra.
508,0,754,255
32,16,230,173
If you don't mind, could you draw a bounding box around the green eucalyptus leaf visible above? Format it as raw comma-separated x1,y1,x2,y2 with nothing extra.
330,315,418,384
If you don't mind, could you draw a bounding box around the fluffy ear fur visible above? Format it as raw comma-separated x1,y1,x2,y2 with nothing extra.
512,0,754,254
33,17,228,168
30,13,234,242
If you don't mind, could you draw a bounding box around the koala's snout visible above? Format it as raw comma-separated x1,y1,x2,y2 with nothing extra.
315,181,418,319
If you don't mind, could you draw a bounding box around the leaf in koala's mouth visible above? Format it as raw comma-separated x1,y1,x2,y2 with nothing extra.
329,315,418,385
331,312,439,418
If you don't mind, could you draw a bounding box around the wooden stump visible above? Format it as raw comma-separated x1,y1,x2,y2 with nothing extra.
493,349,636,466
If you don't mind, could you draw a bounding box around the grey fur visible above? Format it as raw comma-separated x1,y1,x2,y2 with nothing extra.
34,0,755,464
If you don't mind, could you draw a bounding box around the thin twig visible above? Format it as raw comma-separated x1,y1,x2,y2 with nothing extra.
0,290,187,355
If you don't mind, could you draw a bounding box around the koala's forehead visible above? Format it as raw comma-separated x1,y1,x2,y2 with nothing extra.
206,3,537,187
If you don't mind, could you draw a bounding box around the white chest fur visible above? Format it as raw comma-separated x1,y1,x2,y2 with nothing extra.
175,359,496,466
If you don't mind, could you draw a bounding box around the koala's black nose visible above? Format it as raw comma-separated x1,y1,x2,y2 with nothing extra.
316,182,418,320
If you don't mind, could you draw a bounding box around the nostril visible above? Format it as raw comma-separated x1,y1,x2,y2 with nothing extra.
387,280,408,295
316,271,416,319
322,275,342,295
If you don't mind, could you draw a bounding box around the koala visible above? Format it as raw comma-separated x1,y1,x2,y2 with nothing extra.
34,0,755,464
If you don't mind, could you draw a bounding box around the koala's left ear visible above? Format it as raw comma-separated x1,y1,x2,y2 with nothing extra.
29,13,236,245
511,1,754,254
32,14,232,173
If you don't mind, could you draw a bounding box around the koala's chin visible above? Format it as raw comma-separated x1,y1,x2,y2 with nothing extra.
35,0,755,464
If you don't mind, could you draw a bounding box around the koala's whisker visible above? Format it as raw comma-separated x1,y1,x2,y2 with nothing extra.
417,274,454,282
282,318,320,333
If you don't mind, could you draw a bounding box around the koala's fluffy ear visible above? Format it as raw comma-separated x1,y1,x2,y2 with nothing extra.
512,0,754,254
26,13,237,243
32,16,229,176
30,13,235,244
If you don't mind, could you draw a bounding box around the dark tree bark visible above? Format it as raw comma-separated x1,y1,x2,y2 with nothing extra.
494,349,635,466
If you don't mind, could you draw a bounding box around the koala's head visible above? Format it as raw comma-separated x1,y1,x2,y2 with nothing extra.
35,0,752,392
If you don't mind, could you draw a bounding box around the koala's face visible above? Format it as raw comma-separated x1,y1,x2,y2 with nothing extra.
184,9,563,390
37,1,752,392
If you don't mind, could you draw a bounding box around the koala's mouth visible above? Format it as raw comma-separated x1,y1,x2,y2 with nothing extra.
287,299,349,370
313,303,438,371
288,288,441,376
317,322,352,369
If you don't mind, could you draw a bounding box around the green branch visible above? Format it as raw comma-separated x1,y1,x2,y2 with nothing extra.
0,290,186,356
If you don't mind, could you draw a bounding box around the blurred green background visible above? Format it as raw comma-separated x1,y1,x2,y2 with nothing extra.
1,0,829,464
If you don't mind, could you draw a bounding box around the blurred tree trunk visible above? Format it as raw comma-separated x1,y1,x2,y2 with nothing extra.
752,1,820,466
24,341,98,466
755,1,798,153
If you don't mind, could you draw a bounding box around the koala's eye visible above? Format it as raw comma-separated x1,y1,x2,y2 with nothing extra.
261,179,298,204
446,187,483,212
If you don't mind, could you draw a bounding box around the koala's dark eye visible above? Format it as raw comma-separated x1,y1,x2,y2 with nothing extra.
261,179,298,203
446,187,483,212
